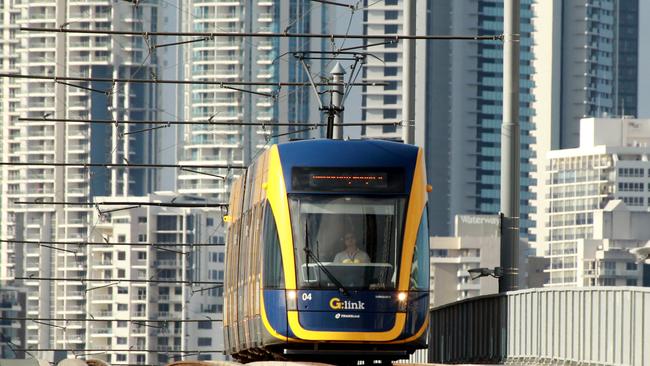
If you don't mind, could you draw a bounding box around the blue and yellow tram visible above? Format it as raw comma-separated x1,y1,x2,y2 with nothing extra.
223,139,430,362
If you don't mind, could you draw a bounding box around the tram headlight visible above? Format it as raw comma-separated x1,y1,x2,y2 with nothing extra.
286,290,297,310
397,292,408,312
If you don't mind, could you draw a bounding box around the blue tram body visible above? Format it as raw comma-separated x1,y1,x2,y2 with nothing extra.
223,139,430,362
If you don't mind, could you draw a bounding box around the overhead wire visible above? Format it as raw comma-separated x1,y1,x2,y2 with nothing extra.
16,277,223,286
0,317,222,323
6,348,224,354
17,117,400,127
19,26,504,41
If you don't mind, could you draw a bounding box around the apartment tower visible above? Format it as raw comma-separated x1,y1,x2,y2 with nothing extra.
0,1,162,360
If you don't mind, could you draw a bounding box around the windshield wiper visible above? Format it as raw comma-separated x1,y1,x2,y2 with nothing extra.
304,222,349,295
304,246,349,296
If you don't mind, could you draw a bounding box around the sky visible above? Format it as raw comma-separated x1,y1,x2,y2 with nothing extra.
639,0,649,117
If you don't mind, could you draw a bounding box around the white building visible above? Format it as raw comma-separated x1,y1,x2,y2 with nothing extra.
539,118,650,286
0,1,170,359
429,215,501,307
360,0,427,141
531,0,639,151
87,192,225,365
530,0,640,246
579,200,649,287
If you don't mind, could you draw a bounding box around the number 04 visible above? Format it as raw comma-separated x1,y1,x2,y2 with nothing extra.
301,293,312,301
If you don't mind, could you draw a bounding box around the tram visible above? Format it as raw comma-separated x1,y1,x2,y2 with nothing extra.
223,139,430,363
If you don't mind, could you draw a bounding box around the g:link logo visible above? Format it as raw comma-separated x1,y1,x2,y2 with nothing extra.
329,297,365,310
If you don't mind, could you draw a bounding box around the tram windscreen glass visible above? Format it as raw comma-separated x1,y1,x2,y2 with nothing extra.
292,167,404,192
290,195,406,290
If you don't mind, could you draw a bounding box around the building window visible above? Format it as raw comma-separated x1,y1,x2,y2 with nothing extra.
618,167,644,177
626,279,638,286
430,249,448,257
117,320,127,327
206,217,214,226
198,355,212,361
602,278,616,286
618,182,644,191
385,10,398,20
622,196,644,206
135,355,145,364
116,355,127,362
384,53,398,62
118,251,126,260
384,67,398,76
198,321,212,330
384,24,398,34
118,269,126,278
383,95,397,105
157,216,178,230
117,235,126,243
382,124,397,133
198,337,212,346
116,337,127,345
138,216,147,223
384,81,398,90
383,109,397,119
138,234,147,242
118,287,128,294
626,262,638,271
117,303,128,311
137,251,146,260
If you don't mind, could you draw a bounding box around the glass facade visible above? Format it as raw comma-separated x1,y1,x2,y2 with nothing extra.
474,0,535,238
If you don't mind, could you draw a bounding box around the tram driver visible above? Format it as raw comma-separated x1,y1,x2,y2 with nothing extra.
333,232,370,264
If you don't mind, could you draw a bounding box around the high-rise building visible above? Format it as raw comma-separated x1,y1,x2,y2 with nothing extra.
178,0,334,201
0,1,164,359
540,118,650,286
86,193,225,365
422,1,536,237
359,0,428,140
532,0,639,151
530,0,640,250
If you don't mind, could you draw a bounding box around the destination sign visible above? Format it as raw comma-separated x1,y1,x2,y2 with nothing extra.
311,172,388,189
292,167,404,193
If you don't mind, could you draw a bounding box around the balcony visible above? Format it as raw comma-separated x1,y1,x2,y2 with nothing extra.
154,260,177,267
91,327,112,335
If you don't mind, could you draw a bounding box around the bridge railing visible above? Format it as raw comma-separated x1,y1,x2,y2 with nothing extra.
428,293,507,364
428,287,650,366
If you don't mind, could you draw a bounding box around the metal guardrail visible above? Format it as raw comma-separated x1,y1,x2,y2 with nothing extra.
507,287,650,366
428,287,650,366
428,293,507,364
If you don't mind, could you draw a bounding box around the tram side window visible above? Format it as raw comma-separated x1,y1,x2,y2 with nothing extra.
410,207,430,290
262,202,284,288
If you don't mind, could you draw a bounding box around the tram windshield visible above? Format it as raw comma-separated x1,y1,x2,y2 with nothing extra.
290,195,406,290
